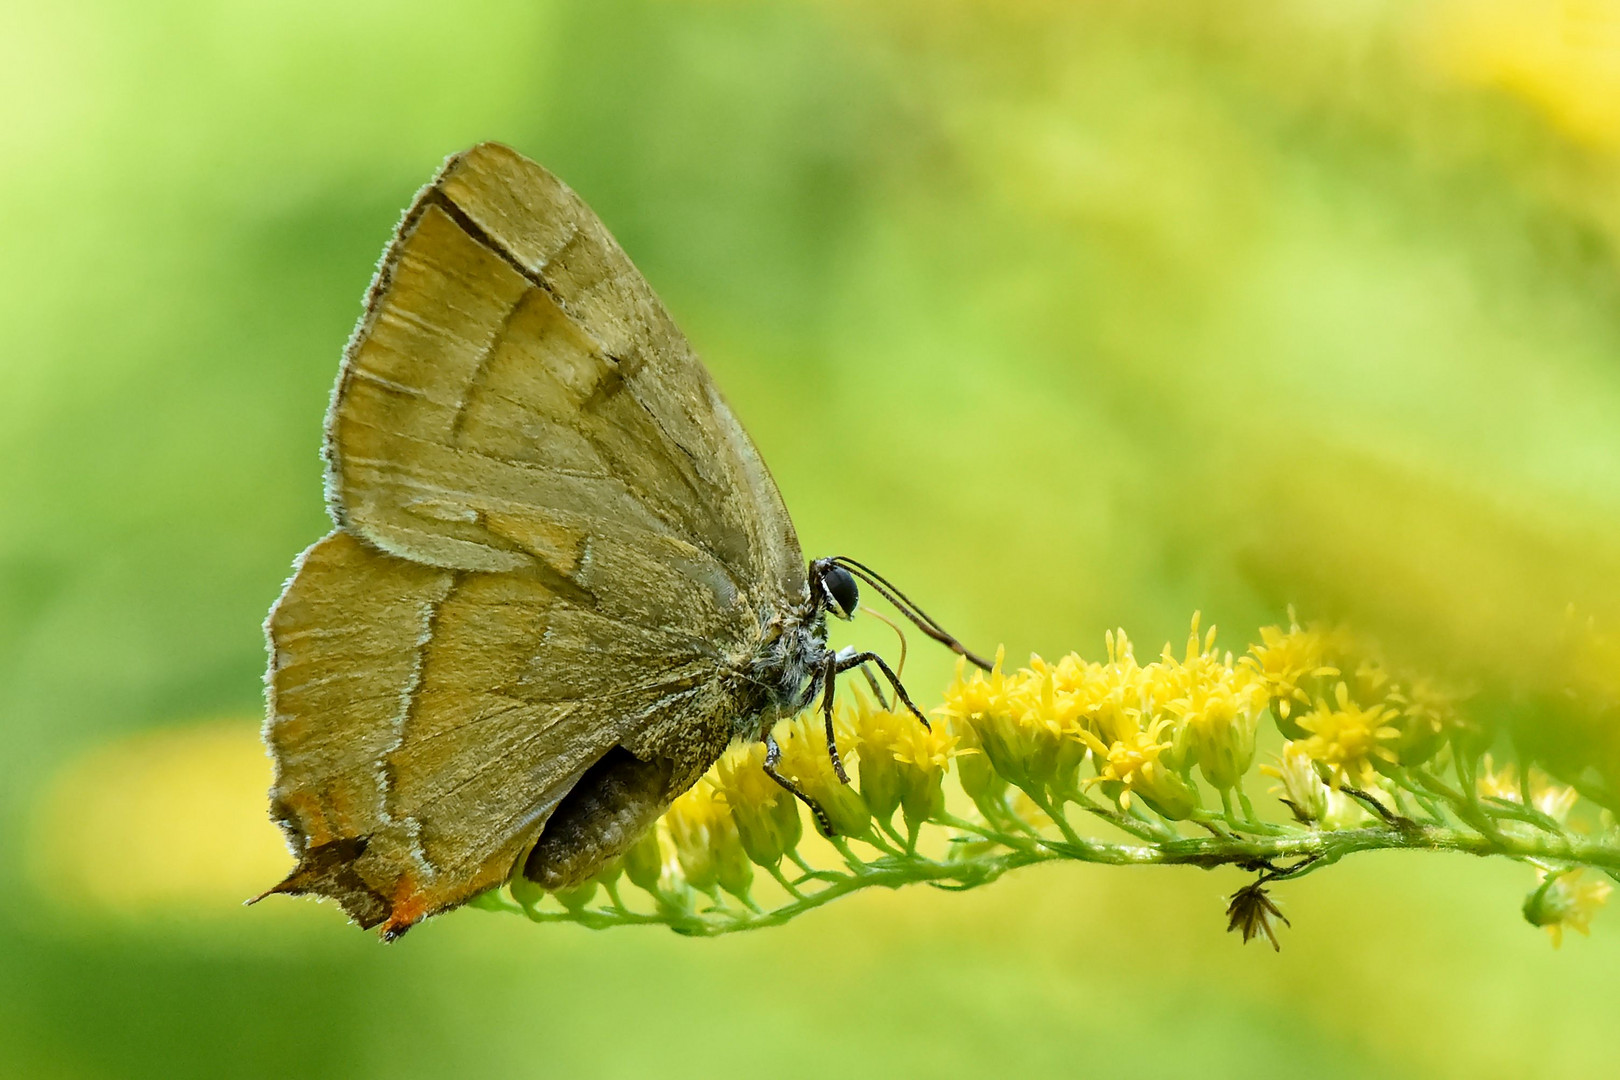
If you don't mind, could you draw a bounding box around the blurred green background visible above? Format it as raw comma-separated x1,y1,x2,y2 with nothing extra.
5,0,1620,1076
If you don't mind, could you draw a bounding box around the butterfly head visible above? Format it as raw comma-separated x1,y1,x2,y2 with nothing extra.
814,561,859,621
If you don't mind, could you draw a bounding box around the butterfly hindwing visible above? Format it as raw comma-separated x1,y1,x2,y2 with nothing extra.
265,530,737,934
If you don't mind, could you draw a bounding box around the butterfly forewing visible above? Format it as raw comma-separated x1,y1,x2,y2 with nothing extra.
264,143,808,936
326,143,801,595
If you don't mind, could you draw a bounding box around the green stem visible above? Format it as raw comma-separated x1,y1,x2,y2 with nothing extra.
1207,800,1289,838
1030,824,1620,874
1060,786,1176,842
1026,790,1087,849
503,820,1620,937
766,861,808,900
1412,767,1507,842
1483,797,1571,834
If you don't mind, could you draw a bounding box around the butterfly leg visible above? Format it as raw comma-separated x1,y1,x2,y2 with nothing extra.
859,663,891,709
835,651,930,731
761,722,836,838
819,652,852,784
836,645,892,709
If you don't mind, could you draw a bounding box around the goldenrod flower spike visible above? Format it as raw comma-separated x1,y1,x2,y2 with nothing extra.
1296,681,1401,787
1262,742,1329,824
850,690,957,841
847,696,908,827
1475,755,1583,835
937,647,1071,799
1163,614,1267,794
772,711,871,840
621,826,665,894
1243,617,1342,734
713,743,803,868
475,613,1620,951
1079,717,1198,819
946,714,1008,821
1476,754,1520,803
665,778,753,901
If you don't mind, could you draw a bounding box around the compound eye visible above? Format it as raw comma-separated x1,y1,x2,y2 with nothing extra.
821,566,859,620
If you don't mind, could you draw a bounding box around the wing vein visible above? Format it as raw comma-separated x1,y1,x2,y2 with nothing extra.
448,286,529,446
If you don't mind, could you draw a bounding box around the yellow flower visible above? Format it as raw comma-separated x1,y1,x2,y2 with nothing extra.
848,697,909,825
1476,753,1520,802
1261,741,1329,823
771,709,871,839
887,709,959,773
1296,682,1401,786
1010,654,1090,790
1072,629,1151,747
851,692,959,835
665,778,752,899
1476,756,1581,825
621,822,667,893
1162,614,1267,791
1079,718,1198,819
1354,651,1465,765
550,877,599,913
1320,787,1375,830
937,649,1074,797
937,647,1019,722
1524,868,1612,947
949,720,1008,819
712,742,803,867
1534,781,1581,825
1244,615,1343,734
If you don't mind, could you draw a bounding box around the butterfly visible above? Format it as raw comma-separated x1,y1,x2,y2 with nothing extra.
257,143,988,939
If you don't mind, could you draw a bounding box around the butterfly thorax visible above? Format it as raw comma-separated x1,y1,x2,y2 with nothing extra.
733,600,830,739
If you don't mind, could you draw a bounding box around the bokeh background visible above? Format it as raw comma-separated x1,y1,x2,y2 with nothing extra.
5,0,1620,1076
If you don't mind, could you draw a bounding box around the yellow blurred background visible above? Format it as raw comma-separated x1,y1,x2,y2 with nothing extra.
4,1,1620,1076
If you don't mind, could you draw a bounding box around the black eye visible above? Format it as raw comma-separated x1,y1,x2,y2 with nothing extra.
821,566,859,620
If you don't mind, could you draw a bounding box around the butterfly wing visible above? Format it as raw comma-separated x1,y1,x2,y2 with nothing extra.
263,144,807,936
325,141,802,598
264,531,733,934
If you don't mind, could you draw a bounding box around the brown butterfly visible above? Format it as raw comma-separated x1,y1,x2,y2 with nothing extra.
257,143,988,940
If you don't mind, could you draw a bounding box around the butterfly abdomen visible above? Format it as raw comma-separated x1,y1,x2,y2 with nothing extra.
522,746,675,890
